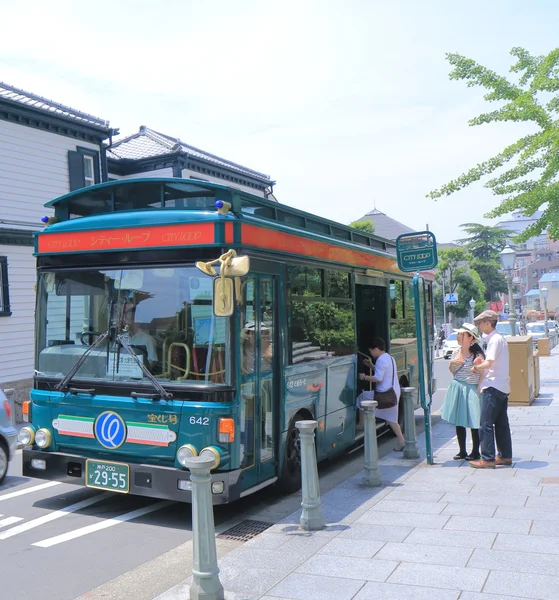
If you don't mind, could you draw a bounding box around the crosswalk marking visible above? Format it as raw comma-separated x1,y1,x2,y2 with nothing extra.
0,492,110,541
0,481,61,502
0,516,24,527
33,500,172,548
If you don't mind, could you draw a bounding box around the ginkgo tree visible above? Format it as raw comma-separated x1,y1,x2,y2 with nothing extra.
428,47,559,241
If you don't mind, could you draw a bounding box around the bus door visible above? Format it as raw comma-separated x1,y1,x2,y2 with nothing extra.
240,274,278,484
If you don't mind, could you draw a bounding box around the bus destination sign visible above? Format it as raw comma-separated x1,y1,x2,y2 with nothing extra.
395,231,438,273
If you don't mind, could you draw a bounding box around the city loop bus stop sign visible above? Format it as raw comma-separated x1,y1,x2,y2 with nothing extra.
396,231,438,273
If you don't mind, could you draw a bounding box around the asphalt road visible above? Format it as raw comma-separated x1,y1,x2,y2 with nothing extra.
0,361,452,600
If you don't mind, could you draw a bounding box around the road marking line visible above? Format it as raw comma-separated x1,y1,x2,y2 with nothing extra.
0,492,110,541
33,500,172,548
0,516,24,527
0,481,61,502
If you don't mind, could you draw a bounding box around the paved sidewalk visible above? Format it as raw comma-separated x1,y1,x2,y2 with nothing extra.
157,350,559,600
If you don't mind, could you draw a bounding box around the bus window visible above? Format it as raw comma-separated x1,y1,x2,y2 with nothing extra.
287,266,323,297
35,267,231,386
289,300,355,363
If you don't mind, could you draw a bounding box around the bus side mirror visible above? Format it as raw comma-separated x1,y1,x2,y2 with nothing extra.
214,277,235,317
222,255,250,277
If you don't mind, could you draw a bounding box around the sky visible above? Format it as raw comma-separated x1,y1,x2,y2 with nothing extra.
1,0,558,243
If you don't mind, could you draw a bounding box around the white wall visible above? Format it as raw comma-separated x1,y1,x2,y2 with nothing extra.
0,244,35,383
0,120,100,227
0,118,101,385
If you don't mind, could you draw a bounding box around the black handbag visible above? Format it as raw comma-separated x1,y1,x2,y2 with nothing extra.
375,356,398,409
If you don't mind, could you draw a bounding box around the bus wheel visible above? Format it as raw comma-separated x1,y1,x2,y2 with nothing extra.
278,417,303,494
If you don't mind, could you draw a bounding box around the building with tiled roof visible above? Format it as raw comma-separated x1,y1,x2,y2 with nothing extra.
107,126,275,198
355,208,414,241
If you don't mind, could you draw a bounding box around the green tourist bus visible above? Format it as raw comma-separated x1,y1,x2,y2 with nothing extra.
20,178,434,504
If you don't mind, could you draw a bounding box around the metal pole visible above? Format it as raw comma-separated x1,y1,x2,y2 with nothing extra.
544,299,549,338
296,420,325,531
185,456,224,600
507,273,517,337
401,388,419,459
361,401,382,487
442,271,447,326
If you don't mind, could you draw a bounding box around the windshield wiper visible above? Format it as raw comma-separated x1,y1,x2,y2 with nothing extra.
55,332,109,393
116,333,173,400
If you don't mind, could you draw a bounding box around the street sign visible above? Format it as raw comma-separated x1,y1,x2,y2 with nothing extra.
445,293,458,305
396,231,438,273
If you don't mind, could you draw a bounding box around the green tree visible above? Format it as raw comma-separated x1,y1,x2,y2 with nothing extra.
435,248,486,320
456,223,512,260
455,223,510,301
349,219,375,233
427,47,559,241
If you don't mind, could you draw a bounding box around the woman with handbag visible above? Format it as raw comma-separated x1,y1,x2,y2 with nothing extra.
440,323,485,461
358,337,405,451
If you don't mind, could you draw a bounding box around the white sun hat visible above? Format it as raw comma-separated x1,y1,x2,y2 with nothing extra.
453,322,480,341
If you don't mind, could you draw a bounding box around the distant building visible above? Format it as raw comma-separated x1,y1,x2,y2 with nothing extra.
355,208,414,241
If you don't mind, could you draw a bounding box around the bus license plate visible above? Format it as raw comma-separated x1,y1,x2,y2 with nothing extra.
86,459,129,493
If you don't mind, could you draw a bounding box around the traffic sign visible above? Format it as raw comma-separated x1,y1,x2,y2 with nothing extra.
445,293,458,305
396,231,438,273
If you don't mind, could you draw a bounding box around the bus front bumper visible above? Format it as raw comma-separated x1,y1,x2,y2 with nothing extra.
22,448,245,504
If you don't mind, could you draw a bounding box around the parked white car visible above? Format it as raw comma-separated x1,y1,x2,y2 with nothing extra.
526,321,548,347
496,321,521,338
442,332,459,359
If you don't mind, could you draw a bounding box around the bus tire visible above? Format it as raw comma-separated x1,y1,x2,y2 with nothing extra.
277,414,306,494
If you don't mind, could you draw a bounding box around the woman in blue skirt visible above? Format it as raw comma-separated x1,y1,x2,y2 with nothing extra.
440,323,485,461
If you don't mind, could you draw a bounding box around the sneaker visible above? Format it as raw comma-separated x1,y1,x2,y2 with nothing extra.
453,452,467,460
469,459,496,469
495,457,513,466
465,453,481,461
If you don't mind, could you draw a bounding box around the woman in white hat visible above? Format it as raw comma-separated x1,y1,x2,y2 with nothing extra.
440,323,486,461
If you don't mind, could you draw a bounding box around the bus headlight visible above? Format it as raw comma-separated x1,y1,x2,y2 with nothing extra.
18,426,35,446
200,446,223,470
177,444,197,467
35,428,52,448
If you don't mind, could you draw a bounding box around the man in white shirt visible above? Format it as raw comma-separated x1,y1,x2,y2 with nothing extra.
124,306,158,368
470,310,512,468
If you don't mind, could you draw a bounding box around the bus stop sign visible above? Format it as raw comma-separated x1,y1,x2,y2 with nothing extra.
396,231,438,273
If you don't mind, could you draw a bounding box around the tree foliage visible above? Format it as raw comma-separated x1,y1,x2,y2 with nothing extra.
427,47,559,241
435,248,486,319
350,219,375,233
456,223,512,260
455,223,510,301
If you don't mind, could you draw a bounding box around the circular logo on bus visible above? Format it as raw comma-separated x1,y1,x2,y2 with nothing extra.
94,411,127,449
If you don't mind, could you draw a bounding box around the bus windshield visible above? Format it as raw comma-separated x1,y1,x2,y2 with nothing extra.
35,266,230,386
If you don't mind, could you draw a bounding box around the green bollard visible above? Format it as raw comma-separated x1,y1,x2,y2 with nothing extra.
295,420,325,531
401,387,420,459
361,400,382,487
184,456,224,600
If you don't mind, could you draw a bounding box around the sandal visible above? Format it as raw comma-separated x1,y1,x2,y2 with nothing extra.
393,442,405,452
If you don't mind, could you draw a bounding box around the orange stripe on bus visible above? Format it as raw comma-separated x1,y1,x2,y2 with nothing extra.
225,222,234,244
241,223,401,273
37,223,215,254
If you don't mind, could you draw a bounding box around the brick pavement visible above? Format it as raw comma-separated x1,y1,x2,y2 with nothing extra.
157,348,559,600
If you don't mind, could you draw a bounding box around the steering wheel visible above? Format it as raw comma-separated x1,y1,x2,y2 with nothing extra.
80,331,103,346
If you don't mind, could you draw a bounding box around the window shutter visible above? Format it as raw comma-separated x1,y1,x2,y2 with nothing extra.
68,150,84,191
